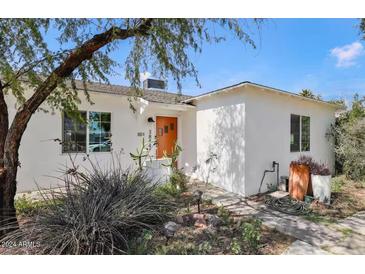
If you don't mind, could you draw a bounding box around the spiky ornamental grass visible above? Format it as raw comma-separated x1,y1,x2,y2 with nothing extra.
1,163,175,255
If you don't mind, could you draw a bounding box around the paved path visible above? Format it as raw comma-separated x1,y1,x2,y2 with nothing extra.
189,180,365,255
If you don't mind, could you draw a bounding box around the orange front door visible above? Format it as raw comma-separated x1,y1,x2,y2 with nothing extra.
156,116,177,159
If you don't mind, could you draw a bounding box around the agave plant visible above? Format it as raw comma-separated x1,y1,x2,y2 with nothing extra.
1,161,174,255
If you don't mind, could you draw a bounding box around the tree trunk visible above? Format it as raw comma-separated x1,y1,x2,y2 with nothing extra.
0,81,15,236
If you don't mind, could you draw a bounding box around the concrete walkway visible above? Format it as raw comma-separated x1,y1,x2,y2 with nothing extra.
189,180,365,255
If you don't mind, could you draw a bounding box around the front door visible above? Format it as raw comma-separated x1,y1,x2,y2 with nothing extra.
156,116,177,159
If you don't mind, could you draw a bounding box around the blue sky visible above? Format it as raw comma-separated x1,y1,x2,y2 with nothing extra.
46,19,365,101
110,18,364,102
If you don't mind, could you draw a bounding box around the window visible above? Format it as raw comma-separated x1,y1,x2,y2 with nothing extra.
62,111,111,153
89,112,112,152
62,112,87,153
290,114,310,152
301,116,310,151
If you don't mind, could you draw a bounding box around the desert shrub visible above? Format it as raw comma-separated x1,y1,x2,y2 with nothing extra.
2,164,174,254
170,169,188,192
155,182,182,198
242,219,262,253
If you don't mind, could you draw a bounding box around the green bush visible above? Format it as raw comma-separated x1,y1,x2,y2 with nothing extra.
3,165,174,254
170,169,188,192
15,195,58,216
230,238,242,255
242,219,262,253
154,241,212,255
332,95,365,181
217,206,231,225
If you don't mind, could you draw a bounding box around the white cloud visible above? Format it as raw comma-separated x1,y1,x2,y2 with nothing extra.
140,72,151,81
330,42,364,68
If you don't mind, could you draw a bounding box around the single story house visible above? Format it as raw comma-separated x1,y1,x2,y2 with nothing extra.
6,79,339,196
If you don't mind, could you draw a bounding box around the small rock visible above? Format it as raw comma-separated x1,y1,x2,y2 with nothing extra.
175,215,184,224
194,218,207,229
193,213,205,221
163,221,181,237
205,225,217,235
205,214,223,227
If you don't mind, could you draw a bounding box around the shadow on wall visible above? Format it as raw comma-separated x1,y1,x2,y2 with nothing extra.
197,102,246,195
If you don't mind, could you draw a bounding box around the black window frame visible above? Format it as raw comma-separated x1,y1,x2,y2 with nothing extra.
62,111,87,153
62,111,112,154
88,111,112,153
290,114,310,152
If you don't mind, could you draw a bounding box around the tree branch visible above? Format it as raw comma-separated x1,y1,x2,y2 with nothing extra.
4,19,154,166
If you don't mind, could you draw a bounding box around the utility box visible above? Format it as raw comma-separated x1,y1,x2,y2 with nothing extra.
279,176,289,192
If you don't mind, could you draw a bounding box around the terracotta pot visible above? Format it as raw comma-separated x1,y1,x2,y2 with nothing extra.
289,164,310,201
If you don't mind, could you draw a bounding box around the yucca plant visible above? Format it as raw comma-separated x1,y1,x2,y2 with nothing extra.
1,161,174,255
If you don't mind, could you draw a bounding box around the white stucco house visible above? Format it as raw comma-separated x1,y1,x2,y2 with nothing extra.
6,79,339,196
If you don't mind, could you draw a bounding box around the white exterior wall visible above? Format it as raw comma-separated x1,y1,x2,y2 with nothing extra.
193,85,336,197
243,85,336,196
180,109,197,175
194,92,246,195
5,90,195,192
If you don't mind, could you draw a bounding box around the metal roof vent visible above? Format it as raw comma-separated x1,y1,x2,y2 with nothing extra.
143,78,166,90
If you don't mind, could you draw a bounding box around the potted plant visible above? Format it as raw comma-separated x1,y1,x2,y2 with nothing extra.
289,159,310,201
310,163,331,205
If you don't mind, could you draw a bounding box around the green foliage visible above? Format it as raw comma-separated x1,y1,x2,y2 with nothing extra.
217,206,232,225
15,195,50,216
331,176,346,193
128,230,154,255
170,169,188,192
0,18,262,115
130,137,155,171
230,238,242,255
162,143,182,171
155,182,183,198
299,89,322,100
241,219,262,253
154,240,212,255
331,94,365,180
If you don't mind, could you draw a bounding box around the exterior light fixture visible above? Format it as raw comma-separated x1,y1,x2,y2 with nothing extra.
193,190,203,213
147,117,155,123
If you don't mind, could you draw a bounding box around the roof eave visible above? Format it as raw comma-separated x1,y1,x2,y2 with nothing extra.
183,82,343,110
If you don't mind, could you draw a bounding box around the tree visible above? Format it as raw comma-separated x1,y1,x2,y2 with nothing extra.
0,18,262,232
299,89,322,100
331,94,365,180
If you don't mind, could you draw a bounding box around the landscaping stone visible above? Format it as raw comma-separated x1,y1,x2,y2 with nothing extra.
194,218,207,229
189,179,365,255
192,213,205,221
283,240,331,255
205,214,223,227
175,215,184,224
163,221,181,237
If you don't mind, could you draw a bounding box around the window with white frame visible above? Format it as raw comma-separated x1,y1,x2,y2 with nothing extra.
290,114,310,152
62,111,111,153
